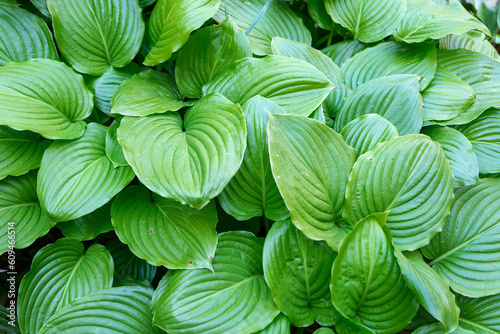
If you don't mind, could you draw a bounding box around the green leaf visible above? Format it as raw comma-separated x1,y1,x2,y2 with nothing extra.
335,318,374,334
118,93,246,209
175,17,252,98
342,41,437,90
30,0,50,18
56,202,113,241
393,1,490,43
18,239,113,334
151,231,280,333
324,0,406,43
144,0,220,66
394,250,459,332
203,55,335,116
436,49,500,124
47,0,145,76
111,185,218,269
456,293,500,333
343,134,454,251
106,238,157,283
271,37,351,124
263,220,340,327
105,118,128,168
215,200,261,235
86,108,110,125
413,323,474,334
422,65,476,122
457,109,500,174
38,123,135,221
0,170,54,254
340,114,399,157
314,328,336,334
254,313,291,334
0,3,58,65
38,286,162,334
331,213,419,334
439,31,499,60
219,96,288,221
421,125,479,188
87,63,141,115
0,304,20,334
0,59,92,140
0,126,48,180
213,0,311,55
322,39,368,67
268,114,356,250
334,74,423,135
307,0,335,30
423,178,500,297
111,69,193,116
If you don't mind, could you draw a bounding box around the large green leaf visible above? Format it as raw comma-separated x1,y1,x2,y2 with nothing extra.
342,41,436,90
334,74,423,135
218,96,288,221
268,114,356,250
18,239,113,334
213,0,311,55
422,65,475,122
0,59,92,140
203,55,335,116
271,37,351,124
111,69,192,116
38,123,135,221
0,3,58,65
151,231,280,333
395,250,459,332
111,185,218,269
144,0,220,66
118,93,246,209
393,0,490,43
255,313,291,334
175,17,251,98
413,323,474,334
105,118,128,168
322,39,368,67
324,0,406,43
0,170,54,254
106,238,157,283
47,0,144,76
457,109,500,174
263,220,340,327
0,126,48,180
436,49,500,124
340,114,399,157
343,135,454,251
331,213,418,334
38,286,162,334
439,31,499,60
456,293,500,333
421,125,479,188
56,202,113,241
423,179,500,297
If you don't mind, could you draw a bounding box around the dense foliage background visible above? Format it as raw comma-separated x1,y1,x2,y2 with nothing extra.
1,0,500,333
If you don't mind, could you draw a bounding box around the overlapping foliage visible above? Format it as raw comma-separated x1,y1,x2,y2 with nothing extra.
1,0,500,333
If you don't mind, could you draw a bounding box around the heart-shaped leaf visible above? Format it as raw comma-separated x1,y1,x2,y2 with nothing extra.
111,69,193,116
268,114,356,250
202,55,335,116
342,41,437,90
47,0,145,76
456,293,500,333
423,178,500,297
111,185,218,269
18,239,113,334
263,220,340,327
343,134,454,251
0,59,92,140
56,202,113,242
106,239,157,283
439,31,499,60
324,0,407,43
38,286,162,334
218,96,288,221
144,0,220,66
118,93,246,209
334,74,423,135
331,213,419,334
38,123,135,221
151,231,280,333
0,171,54,254
0,3,58,65
175,17,251,98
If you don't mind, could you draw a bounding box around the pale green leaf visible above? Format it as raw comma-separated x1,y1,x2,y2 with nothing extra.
106,238,157,283
56,202,113,241
322,39,368,67
440,31,499,59
105,118,128,168
456,293,500,333
413,323,475,334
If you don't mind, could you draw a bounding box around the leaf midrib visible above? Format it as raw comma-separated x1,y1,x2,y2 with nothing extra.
55,254,86,312
86,2,112,65
459,318,497,334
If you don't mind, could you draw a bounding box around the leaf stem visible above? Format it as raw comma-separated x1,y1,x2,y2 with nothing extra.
327,29,334,47
245,0,272,36
264,216,270,232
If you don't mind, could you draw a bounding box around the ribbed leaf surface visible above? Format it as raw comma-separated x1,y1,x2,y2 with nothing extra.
439,31,499,60
56,202,113,241
413,323,474,334
322,39,367,67
457,294,500,333
106,239,157,283
255,313,291,334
